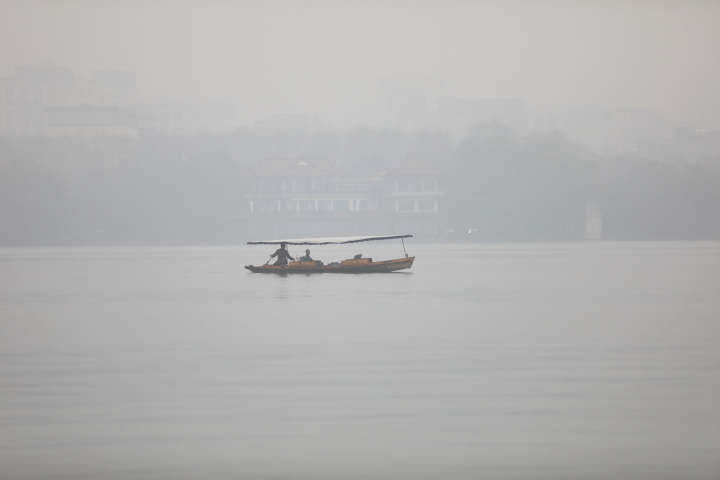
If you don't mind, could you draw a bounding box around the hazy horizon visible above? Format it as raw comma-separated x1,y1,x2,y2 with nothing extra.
1,1,719,245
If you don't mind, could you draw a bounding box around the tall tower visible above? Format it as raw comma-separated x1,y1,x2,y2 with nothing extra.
584,202,603,240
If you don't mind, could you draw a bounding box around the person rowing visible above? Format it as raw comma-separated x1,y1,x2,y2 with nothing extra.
269,242,294,266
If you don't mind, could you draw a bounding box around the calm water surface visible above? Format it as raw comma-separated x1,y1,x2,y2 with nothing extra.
1,242,719,479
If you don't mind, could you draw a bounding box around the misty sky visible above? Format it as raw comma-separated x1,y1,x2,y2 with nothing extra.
2,0,720,128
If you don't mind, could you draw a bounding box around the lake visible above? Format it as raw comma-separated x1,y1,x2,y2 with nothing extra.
1,242,719,479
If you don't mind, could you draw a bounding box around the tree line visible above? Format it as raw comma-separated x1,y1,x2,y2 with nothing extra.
1,125,719,245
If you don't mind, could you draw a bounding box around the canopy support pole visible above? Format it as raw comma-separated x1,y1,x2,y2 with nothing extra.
401,238,408,258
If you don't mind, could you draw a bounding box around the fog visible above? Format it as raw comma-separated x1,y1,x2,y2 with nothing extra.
2,1,720,128
1,1,720,245
2,3,720,479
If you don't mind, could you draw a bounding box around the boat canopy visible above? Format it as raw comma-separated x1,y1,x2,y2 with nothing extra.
247,234,413,245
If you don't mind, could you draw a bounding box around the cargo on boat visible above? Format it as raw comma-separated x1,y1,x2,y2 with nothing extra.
245,234,414,274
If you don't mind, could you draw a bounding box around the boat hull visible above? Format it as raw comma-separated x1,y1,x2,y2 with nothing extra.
245,257,414,274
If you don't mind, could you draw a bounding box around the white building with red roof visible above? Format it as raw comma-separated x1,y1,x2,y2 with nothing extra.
244,158,444,238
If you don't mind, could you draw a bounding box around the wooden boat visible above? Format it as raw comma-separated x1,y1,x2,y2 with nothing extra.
245,234,414,274
245,256,414,274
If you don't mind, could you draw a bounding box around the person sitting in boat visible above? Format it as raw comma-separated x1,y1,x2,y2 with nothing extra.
270,242,294,266
299,249,314,262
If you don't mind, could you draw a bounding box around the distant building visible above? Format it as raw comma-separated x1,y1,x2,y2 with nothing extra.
45,105,139,138
244,159,444,238
584,202,603,240
537,106,676,156
432,97,529,135
0,66,138,137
